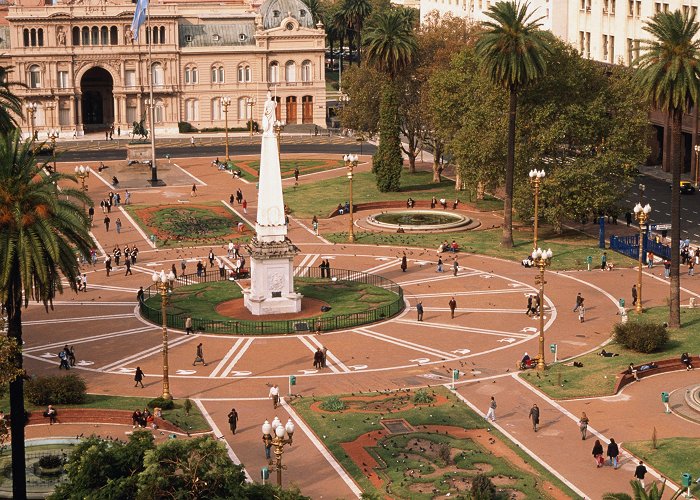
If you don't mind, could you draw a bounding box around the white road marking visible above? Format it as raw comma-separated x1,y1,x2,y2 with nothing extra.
22,313,137,326
25,325,156,353
220,338,255,378
99,334,197,372
209,338,245,378
355,327,457,359
394,319,531,339
118,206,156,248
173,162,207,186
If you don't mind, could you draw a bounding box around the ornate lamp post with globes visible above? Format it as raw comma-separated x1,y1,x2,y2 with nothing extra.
344,154,358,242
529,169,545,249
531,247,553,370
48,129,60,172
246,96,256,141
273,119,285,158
633,203,652,313
74,165,90,192
261,416,295,486
25,102,37,139
152,270,176,400
221,96,232,161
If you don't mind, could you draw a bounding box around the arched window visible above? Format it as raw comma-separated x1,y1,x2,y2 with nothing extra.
91,26,99,45
238,97,251,121
185,67,191,84
81,27,89,45
191,67,198,83
151,62,164,86
30,29,36,47
101,26,108,45
211,65,224,84
72,26,80,45
285,61,295,82
185,99,199,121
269,61,279,83
23,29,29,47
37,28,44,46
151,26,159,44
110,26,118,45
28,65,41,88
211,97,221,120
184,66,198,85
160,26,166,44
237,64,251,82
301,60,312,82
218,66,224,83
154,98,164,123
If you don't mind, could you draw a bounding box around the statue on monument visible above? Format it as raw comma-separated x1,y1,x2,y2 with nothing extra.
262,91,276,137
132,115,148,140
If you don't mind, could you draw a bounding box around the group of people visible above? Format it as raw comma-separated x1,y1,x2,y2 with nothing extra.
131,407,158,429
313,347,328,369
437,240,459,253
318,259,332,278
229,189,245,206
336,201,351,215
104,244,138,277
573,292,586,322
58,345,76,369
525,294,541,317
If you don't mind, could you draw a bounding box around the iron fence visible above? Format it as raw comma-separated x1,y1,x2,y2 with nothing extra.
139,267,404,335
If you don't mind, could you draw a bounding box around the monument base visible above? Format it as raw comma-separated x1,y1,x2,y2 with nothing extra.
126,142,152,164
243,237,302,315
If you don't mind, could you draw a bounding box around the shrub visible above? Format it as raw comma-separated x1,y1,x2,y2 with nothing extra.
148,397,174,410
413,389,435,404
319,396,346,412
437,443,451,465
613,322,668,353
471,473,498,499
25,374,87,405
178,121,196,133
38,455,63,469
183,398,192,416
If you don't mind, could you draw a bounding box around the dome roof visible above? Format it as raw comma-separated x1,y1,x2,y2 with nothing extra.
259,0,315,30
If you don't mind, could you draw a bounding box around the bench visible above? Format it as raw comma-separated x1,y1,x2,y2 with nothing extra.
614,357,695,393
25,409,183,432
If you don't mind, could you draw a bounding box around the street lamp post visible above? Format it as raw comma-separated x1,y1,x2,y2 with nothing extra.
261,417,295,486
695,144,700,187
152,270,176,400
344,154,358,243
529,169,545,249
274,120,285,158
48,129,60,172
221,96,232,161
26,102,37,140
246,97,256,141
531,247,553,370
633,203,652,313
74,165,90,192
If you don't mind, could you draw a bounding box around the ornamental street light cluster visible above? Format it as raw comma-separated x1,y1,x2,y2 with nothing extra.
152,270,176,400
74,165,90,192
25,102,37,139
246,97,256,141
221,96,232,161
528,169,546,249
261,416,295,486
274,120,285,157
344,154,358,243
47,129,59,172
531,247,553,370
633,203,652,314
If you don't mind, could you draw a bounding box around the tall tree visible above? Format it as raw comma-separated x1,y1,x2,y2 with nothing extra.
341,0,372,65
301,0,323,24
0,66,23,135
364,7,417,192
475,0,554,248
635,9,700,328
0,130,93,498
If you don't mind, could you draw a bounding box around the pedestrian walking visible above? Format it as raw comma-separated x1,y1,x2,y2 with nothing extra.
68,346,76,366
526,295,534,316
664,259,671,278
322,346,328,368
81,274,87,292
58,349,69,370
268,384,280,409
191,183,197,197
313,348,323,369
115,218,122,234
190,136,195,147
137,286,144,302
453,259,459,276
125,259,132,276
579,412,589,440
400,252,407,272
185,316,193,335
436,257,443,273
634,460,647,487
134,366,145,388
578,305,585,323
104,215,110,232
236,188,243,204
632,284,638,306
607,438,620,469
573,293,584,312
528,404,540,432
131,245,138,264
293,167,299,182
181,259,187,273
242,199,248,214
448,297,457,319
484,396,496,422
228,408,239,435
105,256,112,277
208,249,215,267
88,206,94,225
125,190,131,205
601,251,607,270
689,258,695,276
416,301,424,321
263,435,272,460
193,343,207,366
592,439,604,467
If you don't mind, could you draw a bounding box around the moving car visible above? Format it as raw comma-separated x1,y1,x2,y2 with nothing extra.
680,181,696,194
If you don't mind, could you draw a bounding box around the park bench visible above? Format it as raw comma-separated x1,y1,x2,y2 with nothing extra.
25,409,182,432
614,356,695,393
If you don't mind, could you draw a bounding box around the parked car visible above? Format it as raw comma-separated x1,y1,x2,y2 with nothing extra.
680,181,696,194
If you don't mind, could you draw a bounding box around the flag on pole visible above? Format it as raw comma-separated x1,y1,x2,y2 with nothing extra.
131,0,149,41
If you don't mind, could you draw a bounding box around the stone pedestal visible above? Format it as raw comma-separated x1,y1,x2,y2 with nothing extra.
243,238,302,315
126,142,151,163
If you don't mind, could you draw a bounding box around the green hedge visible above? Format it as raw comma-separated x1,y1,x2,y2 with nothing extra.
613,322,669,353
25,374,87,405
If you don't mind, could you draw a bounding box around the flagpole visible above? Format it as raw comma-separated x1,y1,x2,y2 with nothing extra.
147,2,158,185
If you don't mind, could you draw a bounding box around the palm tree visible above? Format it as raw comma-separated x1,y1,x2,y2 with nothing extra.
341,0,372,65
364,8,418,192
603,479,683,500
0,130,93,498
635,9,700,328
475,1,554,248
301,0,323,25
0,66,24,135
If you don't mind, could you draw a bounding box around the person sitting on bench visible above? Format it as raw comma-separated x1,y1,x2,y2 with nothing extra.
681,352,694,370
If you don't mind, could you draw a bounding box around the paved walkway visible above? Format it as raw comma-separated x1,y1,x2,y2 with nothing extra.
20,153,700,499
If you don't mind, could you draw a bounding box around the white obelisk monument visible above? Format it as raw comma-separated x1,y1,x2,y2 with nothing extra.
243,92,302,315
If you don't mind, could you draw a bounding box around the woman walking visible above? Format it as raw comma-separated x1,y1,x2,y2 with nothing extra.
579,412,589,440
592,439,604,467
134,366,145,388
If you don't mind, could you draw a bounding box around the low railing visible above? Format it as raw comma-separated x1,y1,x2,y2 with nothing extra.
610,232,671,262
139,267,404,335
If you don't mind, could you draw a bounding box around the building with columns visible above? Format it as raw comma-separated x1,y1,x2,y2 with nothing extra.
0,0,327,136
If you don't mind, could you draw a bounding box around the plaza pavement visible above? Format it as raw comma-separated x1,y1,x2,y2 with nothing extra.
18,155,700,499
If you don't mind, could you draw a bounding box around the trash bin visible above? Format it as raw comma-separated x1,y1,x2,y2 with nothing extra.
682,473,692,488
661,392,669,403
619,298,625,308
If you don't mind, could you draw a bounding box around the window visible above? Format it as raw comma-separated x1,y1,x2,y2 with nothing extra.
154,99,164,123
23,29,29,47
184,66,199,84
654,2,660,13
269,61,279,83
237,64,251,82
57,70,68,88
91,26,99,45
185,99,199,121
110,26,118,45
191,67,198,83
28,65,41,88
101,26,108,45
238,97,250,120
218,67,224,83
579,31,585,54
628,0,633,15
211,97,221,120
185,35,193,43
239,33,247,42
82,27,89,45
160,26,166,44
125,69,136,87
185,67,191,84
585,32,591,58
610,35,615,62
126,102,137,124
211,66,224,83
602,34,608,59
72,26,80,45
151,62,164,86
59,107,70,126
285,61,296,82
301,60,312,82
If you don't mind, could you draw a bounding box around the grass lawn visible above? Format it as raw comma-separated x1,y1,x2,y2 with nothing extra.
624,438,700,495
291,388,578,499
520,307,700,399
326,227,631,272
283,171,476,218
145,279,399,321
230,159,345,180
0,394,210,433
